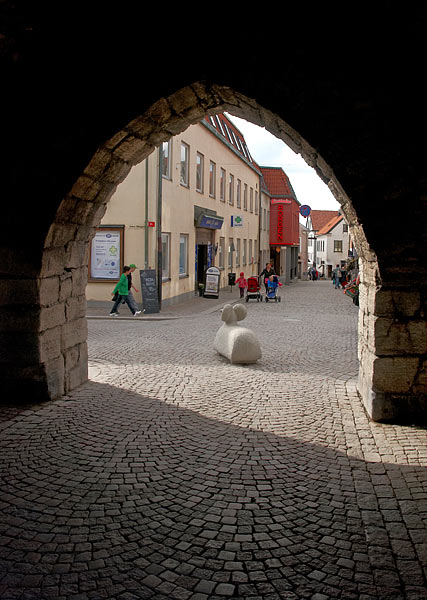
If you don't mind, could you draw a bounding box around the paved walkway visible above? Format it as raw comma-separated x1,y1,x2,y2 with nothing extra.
1,282,426,599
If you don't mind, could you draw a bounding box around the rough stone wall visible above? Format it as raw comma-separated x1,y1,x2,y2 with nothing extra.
35,84,370,401
1,4,425,423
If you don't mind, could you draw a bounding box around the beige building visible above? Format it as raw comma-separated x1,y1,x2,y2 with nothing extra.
87,114,262,307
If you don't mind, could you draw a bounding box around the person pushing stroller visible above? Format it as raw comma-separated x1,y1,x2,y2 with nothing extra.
259,262,276,293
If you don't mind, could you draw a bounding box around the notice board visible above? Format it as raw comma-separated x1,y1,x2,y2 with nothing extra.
139,269,159,314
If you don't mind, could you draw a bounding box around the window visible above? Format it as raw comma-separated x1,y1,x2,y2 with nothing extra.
180,143,189,186
228,238,234,268
220,168,226,202
219,237,225,268
255,191,258,214
162,140,171,179
254,240,257,265
243,184,248,210
229,174,234,205
196,152,204,193
237,179,241,208
243,239,247,265
236,239,240,266
179,234,188,276
343,223,348,232
250,188,253,213
161,233,170,279
249,239,253,263
334,240,343,252
209,161,216,197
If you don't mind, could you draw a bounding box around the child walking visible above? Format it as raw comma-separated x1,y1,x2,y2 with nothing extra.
236,272,247,298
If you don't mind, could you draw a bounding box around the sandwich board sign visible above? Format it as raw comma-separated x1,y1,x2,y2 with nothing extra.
204,266,220,298
139,269,159,314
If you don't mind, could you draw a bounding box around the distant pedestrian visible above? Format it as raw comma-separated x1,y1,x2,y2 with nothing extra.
110,266,141,316
236,272,247,298
333,264,341,288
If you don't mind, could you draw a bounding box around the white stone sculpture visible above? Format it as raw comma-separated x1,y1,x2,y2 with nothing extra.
214,303,262,364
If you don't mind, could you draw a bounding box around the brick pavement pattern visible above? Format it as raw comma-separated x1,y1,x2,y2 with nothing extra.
1,282,426,599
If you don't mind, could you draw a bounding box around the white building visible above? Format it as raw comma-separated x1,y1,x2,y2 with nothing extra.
315,213,350,278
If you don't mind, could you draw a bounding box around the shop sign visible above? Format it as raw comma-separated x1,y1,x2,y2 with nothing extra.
204,266,220,298
231,215,243,227
198,214,223,229
270,200,285,245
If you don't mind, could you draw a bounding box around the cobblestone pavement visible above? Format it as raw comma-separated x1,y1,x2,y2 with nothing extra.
1,282,427,599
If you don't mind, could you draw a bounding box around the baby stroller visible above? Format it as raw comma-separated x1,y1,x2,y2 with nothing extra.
264,275,282,302
245,276,261,302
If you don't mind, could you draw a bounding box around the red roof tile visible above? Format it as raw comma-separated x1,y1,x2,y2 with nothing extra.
317,214,343,235
310,210,340,231
259,166,298,202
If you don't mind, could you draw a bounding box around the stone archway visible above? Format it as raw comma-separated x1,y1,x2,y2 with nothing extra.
9,81,419,423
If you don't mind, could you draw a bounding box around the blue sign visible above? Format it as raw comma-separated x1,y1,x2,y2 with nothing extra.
300,205,311,217
199,215,223,229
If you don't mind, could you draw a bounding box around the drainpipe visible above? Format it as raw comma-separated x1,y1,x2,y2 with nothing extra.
157,145,163,310
145,158,149,268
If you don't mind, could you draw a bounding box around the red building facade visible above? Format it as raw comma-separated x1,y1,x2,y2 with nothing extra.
260,167,301,281
260,167,300,246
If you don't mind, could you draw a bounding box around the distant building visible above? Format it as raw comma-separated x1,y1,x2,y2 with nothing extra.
311,212,351,278
260,167,301,283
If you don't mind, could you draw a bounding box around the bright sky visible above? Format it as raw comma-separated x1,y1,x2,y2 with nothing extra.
227,114,339,211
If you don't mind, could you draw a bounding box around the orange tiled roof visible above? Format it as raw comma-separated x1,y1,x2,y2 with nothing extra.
259,166,299,203
310,210,340,231
317,214,343,235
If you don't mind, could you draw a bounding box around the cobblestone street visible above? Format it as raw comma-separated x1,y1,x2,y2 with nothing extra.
1,281,426,599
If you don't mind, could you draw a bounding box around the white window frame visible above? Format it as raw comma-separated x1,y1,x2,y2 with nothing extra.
219,237,225,268
236,238,240,266
180,142,189,187
161,233,171,280
229,174,234,205
228,238,234,268
250,187,254,213
162,140,172,179
237,179,241,208
220,168,226,202
209,161,216,198
179,234,188,277
196,152,204,193
244,183,248,211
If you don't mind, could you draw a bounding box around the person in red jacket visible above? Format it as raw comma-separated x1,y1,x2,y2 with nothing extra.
235,272,247,298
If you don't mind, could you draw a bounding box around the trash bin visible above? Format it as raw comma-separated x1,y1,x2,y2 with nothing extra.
228,273,236,286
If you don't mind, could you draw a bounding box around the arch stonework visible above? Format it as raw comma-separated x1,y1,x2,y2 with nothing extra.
1,7,425,422
2,83,424,422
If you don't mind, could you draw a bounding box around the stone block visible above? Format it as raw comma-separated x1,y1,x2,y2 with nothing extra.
65,296,86,321
39,276,60,307
39,327,62,362
45,355,65,399
61,318,88,351
39,304,66,332
372,357,419,394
